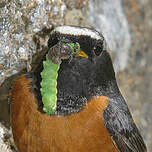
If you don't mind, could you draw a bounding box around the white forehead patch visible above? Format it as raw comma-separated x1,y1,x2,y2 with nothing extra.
53,26,102,40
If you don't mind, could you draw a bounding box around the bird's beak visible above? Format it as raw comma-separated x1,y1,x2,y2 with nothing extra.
75,50,88,59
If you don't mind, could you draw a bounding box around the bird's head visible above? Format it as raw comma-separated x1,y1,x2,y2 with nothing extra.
32,25,120,115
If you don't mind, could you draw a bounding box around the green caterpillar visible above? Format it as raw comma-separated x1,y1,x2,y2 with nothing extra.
40,41,80,115
40,55,59,115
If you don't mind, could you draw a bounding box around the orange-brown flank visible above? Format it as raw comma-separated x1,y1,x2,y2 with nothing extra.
11,75,119,152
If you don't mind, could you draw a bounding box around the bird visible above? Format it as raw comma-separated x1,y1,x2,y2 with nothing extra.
11,25,147,152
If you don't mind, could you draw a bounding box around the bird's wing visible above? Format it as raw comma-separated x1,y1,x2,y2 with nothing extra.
103,97,147,152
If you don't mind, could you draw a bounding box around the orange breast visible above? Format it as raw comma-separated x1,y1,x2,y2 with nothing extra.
11,75,119,152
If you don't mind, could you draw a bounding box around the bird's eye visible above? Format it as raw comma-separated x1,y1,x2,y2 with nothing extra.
93,39,105,56
93,45,102,56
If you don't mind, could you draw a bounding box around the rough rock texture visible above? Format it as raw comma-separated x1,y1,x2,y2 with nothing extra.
0,0,152,151
0,0,88,86
120,0,152,151
86,0,131,72
0,123,17,152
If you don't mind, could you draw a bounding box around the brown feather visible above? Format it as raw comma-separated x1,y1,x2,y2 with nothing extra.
11,75,119,152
